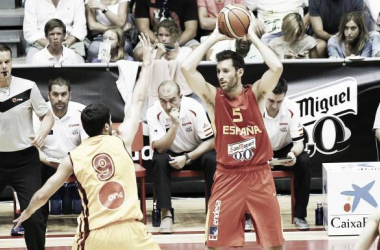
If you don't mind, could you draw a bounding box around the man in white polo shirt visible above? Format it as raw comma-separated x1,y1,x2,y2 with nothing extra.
24,0,87,63
0,43,54,250
263,78,312,231
32,19,84,65
33,77,87,228
146,80,216,234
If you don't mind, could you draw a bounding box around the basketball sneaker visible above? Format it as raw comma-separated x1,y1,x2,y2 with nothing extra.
11,224,25,236
159,216,173,234
293,217,310,230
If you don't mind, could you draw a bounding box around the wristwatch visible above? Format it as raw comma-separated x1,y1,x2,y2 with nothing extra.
102,7,108,13
184,153,191,165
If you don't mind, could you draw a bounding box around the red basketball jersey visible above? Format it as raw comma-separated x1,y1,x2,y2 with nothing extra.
214,85,273,167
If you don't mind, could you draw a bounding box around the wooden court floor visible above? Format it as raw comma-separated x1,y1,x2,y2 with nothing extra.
1,195,379,249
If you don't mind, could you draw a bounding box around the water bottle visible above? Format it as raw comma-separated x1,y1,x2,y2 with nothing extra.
62,182,73,214
72,182,82,214
50,187,62,215
152,202,161,227
315,203,323,225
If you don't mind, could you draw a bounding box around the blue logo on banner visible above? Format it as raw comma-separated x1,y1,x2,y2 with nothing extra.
340,180,378,212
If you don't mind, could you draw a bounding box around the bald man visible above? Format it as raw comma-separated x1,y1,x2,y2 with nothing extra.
146,80,216,234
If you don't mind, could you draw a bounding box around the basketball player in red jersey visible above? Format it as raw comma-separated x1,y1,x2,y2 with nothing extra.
182,15,284,250
14,33,160,250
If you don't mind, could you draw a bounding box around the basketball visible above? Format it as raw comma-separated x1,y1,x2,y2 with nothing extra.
217,4,251,38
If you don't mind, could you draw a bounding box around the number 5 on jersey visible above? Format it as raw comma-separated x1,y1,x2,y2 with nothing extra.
232,108,243,123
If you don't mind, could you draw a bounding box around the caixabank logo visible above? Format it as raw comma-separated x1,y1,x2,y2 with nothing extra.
329,179,378,229
341,180,378,213
289,78,357,157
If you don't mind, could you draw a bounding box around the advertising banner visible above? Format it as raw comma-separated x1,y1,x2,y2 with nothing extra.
12,60,380,186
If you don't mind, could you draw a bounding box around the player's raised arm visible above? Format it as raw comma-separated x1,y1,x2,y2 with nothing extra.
116,33,155,150
248,15,283,111
181,25,228,105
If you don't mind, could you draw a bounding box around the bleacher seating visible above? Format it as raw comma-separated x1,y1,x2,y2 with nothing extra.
0,0,25,58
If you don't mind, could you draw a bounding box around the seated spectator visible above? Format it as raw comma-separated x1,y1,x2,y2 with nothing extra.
134,0,199,61
154,19,192,62
145,20,199,106
309,0,364,58
328,12,372,58
32,19,85,65
245,0,309,44
208,36,263,62
85,0,134,62
23,0,87,64
263,78,312,231
269,13,318,59
197,0,246,38
92,26,132,62
146,80,216,234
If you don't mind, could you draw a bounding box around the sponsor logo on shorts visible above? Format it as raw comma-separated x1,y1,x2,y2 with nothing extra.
212,200,221,226
209,200,221,240
208,226,218,241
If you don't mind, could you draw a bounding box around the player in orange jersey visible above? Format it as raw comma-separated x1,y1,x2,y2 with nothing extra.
182,15,284,250
14,33,160,250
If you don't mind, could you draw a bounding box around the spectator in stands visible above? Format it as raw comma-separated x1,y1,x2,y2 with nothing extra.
0,43,54,250
309,0,364,58
269,13,318,59
154,19,192,62
23,0,87,64
328,12,372,58
263,78,312,231
34,77,87,228
197,0,246,39
372,12,380,57
32,19,85,65
85,0,134,62
146,80,216,234
374,102,380,143
245,0,309,44
353,207,380,250
134,0,199,61
208,36,263,62
91,26,132,62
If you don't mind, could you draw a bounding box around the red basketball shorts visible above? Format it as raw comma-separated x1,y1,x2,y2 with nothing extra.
205,164,285,248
